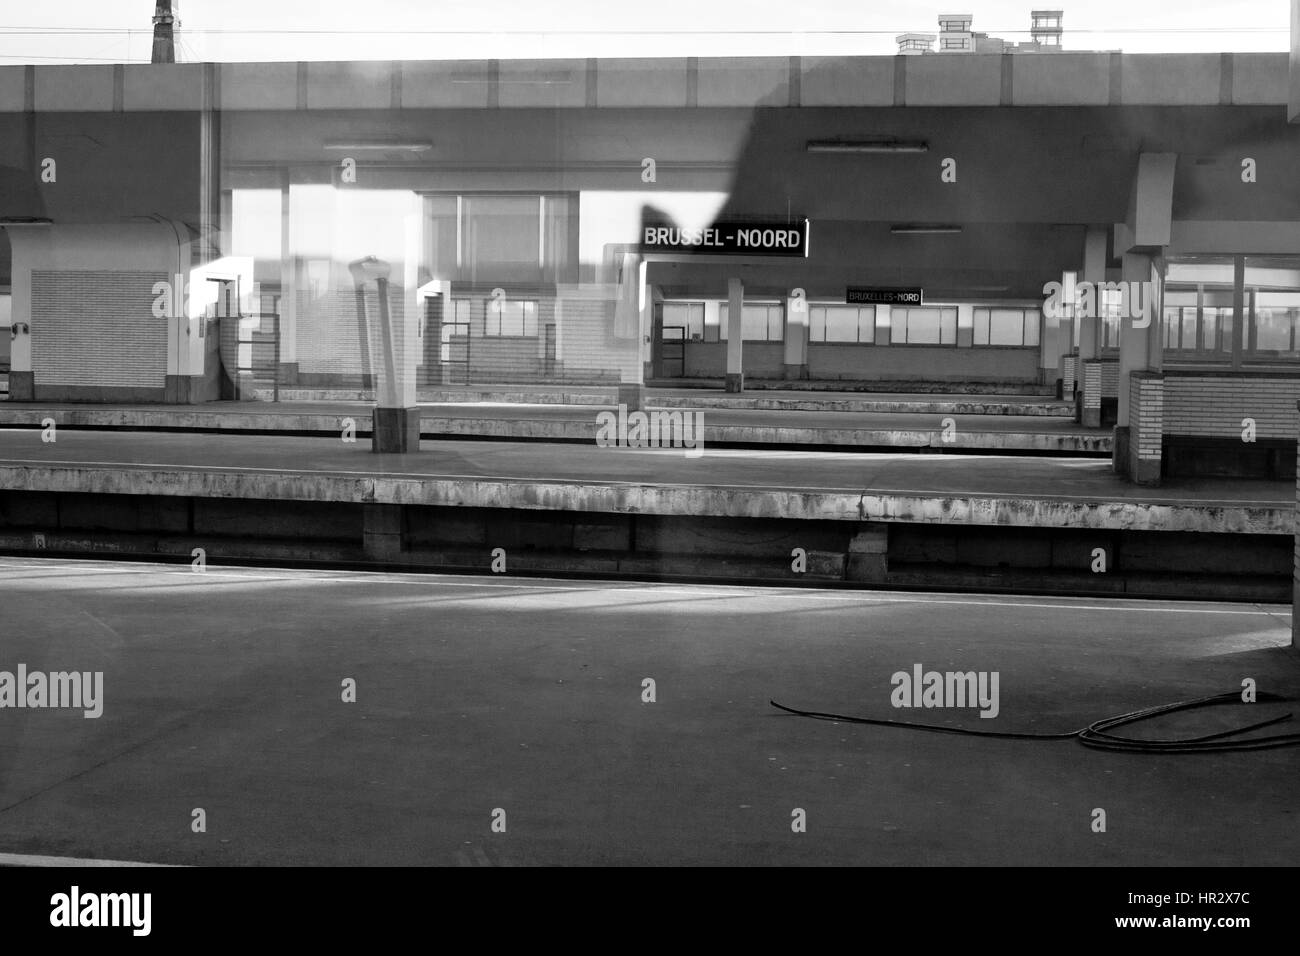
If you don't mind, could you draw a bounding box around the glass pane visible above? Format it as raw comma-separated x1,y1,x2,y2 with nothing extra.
858,306,875,344
465,195,540,283
742,305,770,341
940,307,957,345
810,306,826,343
973,307,990,345
824,307,859,343
1024,309,1040,347
1246,256,1300,358
989,309,1024,346
904,308,943,344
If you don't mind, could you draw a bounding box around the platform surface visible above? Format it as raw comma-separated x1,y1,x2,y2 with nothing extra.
0,558,1294,866
0,398,1105,453
0,429,1287,533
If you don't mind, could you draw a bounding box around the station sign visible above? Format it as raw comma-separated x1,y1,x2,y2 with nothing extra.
846,287,923,305
640,220,809,257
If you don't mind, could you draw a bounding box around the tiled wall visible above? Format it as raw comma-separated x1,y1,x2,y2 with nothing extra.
1163,375,1300,439
31,270,167,388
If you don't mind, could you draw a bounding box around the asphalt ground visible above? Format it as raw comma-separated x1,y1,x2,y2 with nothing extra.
0,558,1295,866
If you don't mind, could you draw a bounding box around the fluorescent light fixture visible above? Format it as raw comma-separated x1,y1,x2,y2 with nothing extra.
891,224,962,235
807,139,929,154
323,142,433,152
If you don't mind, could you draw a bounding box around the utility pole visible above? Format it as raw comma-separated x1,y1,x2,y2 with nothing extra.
151,1,179,64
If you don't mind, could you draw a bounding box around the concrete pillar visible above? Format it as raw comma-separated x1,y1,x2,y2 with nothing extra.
783,293,809,380
725,277,744,393
1078,228,1107,364
1077,231,1108,425
1116,251,1155,428
350,257,419,454
277,174,298,384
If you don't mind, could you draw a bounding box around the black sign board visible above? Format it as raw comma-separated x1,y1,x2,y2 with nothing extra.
640,220,809,257
846,287,923,305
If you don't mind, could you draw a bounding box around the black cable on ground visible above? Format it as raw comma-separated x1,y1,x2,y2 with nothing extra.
769,690,1300,753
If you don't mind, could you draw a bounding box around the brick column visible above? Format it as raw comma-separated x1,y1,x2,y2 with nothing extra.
1082,360,1103,428
1127,371,1163,485
1062,355,1077,400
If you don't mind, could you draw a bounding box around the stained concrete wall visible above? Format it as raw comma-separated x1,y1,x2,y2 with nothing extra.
0,54,1291,114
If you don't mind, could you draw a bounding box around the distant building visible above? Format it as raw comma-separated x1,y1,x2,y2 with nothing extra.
896,33,937,55
897,10,1067,55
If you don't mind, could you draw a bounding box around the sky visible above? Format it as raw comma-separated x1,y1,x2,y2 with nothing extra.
0,0,1292,63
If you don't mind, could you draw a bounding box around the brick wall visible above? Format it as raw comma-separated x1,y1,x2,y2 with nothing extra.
31,270,167,387
555,292,639,383
296,286,408,380
1164,374,1300,439
1101,361,1119,397
1129,372,1164,461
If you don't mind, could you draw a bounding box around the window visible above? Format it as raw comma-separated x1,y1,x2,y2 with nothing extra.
426,193,574,285
721,303,783,342
447,298,472,329
1245,256,1300,359
485,299,538,337
892,306,957,345
663,302,706,341
810,305,875,343
973,307,1040,347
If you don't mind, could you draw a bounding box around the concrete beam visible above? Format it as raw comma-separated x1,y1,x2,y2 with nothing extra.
1123,153,1177,250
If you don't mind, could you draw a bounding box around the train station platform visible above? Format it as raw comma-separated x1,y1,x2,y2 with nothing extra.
253,384,1074,416
0,429,1289,601
0,396,1102,454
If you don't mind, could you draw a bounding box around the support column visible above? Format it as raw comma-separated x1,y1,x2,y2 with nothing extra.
1126,371,1164,485
1078,229,1107,425
725,277,744,393
350,256,420,454
1082,361,1103,428
1114,252,1155,474
1116,252,1155,427
277,173,298,384
783,293,809,380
